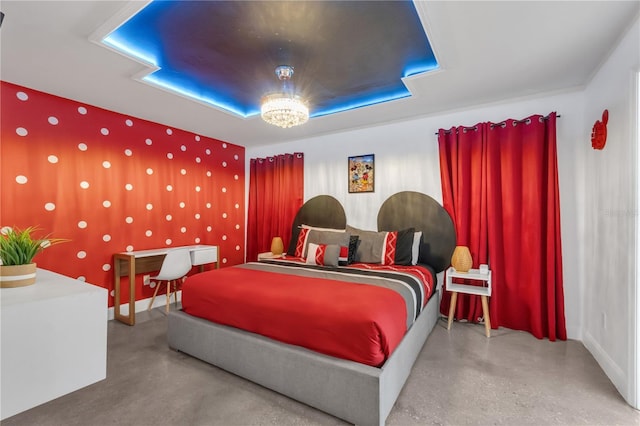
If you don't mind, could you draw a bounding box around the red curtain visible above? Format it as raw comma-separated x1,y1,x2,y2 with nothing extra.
247,153,304,262
438,113,566,340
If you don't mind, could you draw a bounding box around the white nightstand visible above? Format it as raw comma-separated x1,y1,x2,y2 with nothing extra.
446,266,492,337
257,252,285,260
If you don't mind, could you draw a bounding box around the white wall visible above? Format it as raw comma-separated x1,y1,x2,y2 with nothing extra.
248,90,585,340
581,15,640,408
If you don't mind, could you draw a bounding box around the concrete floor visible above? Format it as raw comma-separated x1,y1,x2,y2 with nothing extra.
4,308,639,425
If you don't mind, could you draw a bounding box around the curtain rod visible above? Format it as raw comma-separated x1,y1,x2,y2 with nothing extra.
434,113,561,135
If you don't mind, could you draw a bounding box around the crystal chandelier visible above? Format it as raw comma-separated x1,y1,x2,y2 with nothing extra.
261,65,309,129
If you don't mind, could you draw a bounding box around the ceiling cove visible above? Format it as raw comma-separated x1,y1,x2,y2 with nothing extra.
94,0,438,120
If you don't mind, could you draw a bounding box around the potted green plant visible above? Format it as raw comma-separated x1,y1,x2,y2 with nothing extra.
0,226,68,288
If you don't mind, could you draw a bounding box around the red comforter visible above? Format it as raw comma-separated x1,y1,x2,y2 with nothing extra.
181,261,433,366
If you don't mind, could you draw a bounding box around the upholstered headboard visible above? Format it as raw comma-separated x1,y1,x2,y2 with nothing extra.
377,191,456,273
286,191,455,273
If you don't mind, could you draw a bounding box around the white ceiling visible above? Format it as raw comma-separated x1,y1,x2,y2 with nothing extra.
1,1,638,148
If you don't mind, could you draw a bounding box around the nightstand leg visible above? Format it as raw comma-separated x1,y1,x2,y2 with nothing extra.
481,295,491,337
447,292,458,330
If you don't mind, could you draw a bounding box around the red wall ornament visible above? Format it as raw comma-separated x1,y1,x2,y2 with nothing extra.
591,109,608,150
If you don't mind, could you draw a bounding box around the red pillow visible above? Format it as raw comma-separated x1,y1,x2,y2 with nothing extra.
294,227,310,258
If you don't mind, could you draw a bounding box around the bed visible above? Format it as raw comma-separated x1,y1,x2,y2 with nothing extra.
168,191,455,425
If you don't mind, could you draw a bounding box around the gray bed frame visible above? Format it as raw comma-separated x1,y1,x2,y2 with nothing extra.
167,192,455,425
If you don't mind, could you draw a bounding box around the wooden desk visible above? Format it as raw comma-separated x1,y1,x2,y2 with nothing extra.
113,245,219,325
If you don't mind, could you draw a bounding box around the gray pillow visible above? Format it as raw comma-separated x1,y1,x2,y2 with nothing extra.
306,243,341,267
304,229,351,258
345,225,388,264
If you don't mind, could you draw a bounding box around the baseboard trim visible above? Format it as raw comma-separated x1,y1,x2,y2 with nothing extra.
583,329,627,401
108,291,182,320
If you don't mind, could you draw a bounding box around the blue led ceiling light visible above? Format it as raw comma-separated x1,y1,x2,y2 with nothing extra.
100,1,439,120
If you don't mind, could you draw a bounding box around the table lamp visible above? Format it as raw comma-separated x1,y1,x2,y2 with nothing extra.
270,237,284,255
451,245,472,272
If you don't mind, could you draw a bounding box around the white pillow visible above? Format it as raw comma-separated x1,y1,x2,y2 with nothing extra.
411,231,422,265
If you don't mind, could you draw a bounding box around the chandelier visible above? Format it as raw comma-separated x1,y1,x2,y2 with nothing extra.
261,65,309,129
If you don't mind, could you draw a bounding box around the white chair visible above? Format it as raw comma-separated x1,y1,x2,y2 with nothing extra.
147,248,193,313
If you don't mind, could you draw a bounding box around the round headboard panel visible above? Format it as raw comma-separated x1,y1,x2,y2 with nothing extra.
377,191,456,273
287,195,347,255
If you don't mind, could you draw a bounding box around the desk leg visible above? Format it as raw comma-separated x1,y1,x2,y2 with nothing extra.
481,295,491,337
447,292,458,330
114,255,135,326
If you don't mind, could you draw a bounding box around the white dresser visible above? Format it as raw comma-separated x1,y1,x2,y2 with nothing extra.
0,268,108,420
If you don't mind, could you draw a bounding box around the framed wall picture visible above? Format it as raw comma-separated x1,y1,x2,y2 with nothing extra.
348,154,375,193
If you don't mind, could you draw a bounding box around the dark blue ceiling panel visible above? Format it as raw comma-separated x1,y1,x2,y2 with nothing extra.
102,0,438,118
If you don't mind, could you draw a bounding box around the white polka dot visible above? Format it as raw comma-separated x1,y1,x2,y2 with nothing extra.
222,143,228,148
125,217,133,224
235,224,240,229
125,184,133,191
17,92,28,101
195,186,201,192
195,157,201,163
223,258,228,264
78,221,87,229
165,239,172,245
207,226,212,232
145,230,153,237
78,276,87,281
166,185,173,191
234,154,239,160
48,155,59,163
195,237,201,243
180,145,187,152
77,251,87,259
167,153,173,159
126,245,134,252
181,227,187,233
103,234,111,242
222,161,227,167
166,214,172,221
102,264,111,272
235,245,240,251
195,213,201,219
150,282,156,289
125,119,133,127
124,149,132,156
222,213,228,218
45,202,56,211
195,135,201,141
78,143,88,151
110,290,115,297
222,235,228,241
103,200,111,208
166,128,173,135
179,202,186,208
78,106,87,115
146,168,153,175
235,203,239,209
222,187,227,193
207,171,212,177
101,128,109,135
145,138,153,145
16,127,28,137
80,181,90,189
48,116,59,125
206,203,212,208
146,203,153,210
16,175,28,184
103,161,111,168
234,175,239,180
205,149,211,155
180,169,187,175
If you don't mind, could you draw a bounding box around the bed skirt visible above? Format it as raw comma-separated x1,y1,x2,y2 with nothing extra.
167,292,439,426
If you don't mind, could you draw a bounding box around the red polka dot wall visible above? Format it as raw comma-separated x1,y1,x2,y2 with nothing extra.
1,81,245,307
